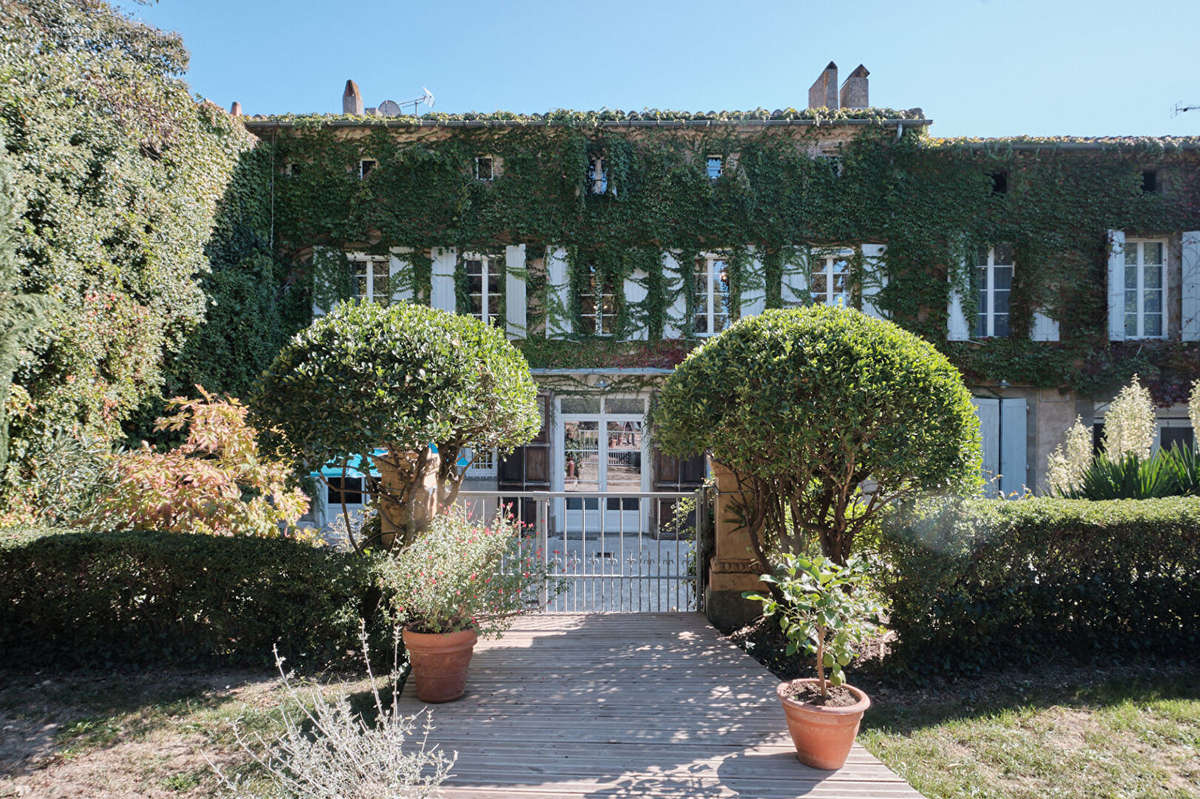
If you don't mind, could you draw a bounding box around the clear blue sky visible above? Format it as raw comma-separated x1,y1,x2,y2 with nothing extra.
116,0,1200,137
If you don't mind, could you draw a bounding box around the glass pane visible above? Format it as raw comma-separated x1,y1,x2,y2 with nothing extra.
1144,313,1162,337
712,313,729,332
607,421,642,450
974,247,989,267
706,156,722,179
1125,266,1138,289
1125,314,1138,337
993,266,1012,291
563,420,600,491
993,314,1010,338
466,259,483,276
488,292,502,325
1143,265,1162,289
605,397,645,414
1144,289,1162,313
561,396,601,414
993,290,1010,315
468,294,484,318
373,262,389,303
467,271,483,294
695,312,709,334
355,269,369,300
1144,242,1164,265
994,243,1014,265
1125,290,1138,313
975,312,987,338
1125,247,1138,267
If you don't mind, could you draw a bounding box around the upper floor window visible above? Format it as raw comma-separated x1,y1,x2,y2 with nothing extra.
587,157,607,194
694,256,731,335
475,156,494,181
990,171,1008,195
810,254,850,307
706,155,723,180
327,476,364,506
284,162,302,177
465,254,503,326
460,446,498,477
359,159,377,179
1125,239,1166,339
973,245,1013,338
1142,170,1159,194
350,254,390,304
579,266,616,335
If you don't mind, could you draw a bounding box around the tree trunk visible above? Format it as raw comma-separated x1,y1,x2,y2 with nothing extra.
374,448,441,549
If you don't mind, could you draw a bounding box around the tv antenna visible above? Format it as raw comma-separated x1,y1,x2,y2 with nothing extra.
1173,101,1199,117
400,87,435,114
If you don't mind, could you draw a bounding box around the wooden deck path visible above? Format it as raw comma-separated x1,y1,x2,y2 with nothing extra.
396,613,923,799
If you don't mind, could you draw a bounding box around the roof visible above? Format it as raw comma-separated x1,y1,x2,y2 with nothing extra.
928,135,1200,152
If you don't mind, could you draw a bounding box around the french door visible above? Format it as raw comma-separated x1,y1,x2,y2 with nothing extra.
559,407,646,534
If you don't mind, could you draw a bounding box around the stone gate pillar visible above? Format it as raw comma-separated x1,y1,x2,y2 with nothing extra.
705,458,767,631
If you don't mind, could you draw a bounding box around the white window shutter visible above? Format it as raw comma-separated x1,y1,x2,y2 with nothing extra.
740,251,766,319
1107,230,1126,341
546,247,572,338
663,252,688,338
781,249,809,306
972,397,1000,497
999,398,1028,497
504,244,526,339
431,247,456,312
311,245,333,317
1183,231,1200,342
860,243,887,319
947,269,970,341
389,248,413,304
624,270,649,340
1030,310,1060,342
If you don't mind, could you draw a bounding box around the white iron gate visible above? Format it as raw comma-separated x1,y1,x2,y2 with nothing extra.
454,490,709,613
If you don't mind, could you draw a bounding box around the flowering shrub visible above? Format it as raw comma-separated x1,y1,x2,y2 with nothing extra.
375,512,556,636
88,389,309,537
1102,374,1155,461
1046,416,1093,495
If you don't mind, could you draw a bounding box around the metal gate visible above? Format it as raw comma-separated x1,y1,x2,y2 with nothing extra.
454,489,711,612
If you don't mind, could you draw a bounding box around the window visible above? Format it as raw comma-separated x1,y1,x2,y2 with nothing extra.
694,256,731,335
461,446,497,477
587,157,607,194
284,162,302,177
990,171,1008,195
809,254,850,307
358,159,377,179
706,155,723,180
350,254,390,304
1142,170,1158,194
475,156,494,181
974,245,1013,338
327,476,363,506
579,266,617,335
464,254,503,326
1124,239,1166,338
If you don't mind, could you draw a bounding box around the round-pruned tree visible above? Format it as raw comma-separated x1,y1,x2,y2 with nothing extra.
651,305,981,568
253,301,540,549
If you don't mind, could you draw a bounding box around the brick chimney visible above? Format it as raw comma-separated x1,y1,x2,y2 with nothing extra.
229,101,242,117
839,65,869,109
808,61,839,110
342,79,363,115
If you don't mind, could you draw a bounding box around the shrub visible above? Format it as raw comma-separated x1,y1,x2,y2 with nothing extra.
651,305,981,567
880,497,1200,671
0,530,384,668
253,301,539,549
1062,445,1200,500
88,390,309,537
1101,375,1156,461
374,512,555,636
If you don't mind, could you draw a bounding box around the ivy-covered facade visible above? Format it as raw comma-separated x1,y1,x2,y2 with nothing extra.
242,103,1200,516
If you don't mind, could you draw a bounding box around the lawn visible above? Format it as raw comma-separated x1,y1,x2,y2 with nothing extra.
859,663,1200,799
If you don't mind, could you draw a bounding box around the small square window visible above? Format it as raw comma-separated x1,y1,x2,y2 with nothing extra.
990,171,1008,195
327,477,363,505
1142,170,1158,194
285,162,302,177
706,155,723,180
359,159,377,179
475,156,494,181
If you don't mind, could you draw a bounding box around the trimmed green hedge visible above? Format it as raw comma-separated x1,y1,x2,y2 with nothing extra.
880,498,1200,671
0,530,383,668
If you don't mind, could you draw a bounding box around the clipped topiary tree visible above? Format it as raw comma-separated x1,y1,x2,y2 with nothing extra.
651,305,981,567
253,301,539,549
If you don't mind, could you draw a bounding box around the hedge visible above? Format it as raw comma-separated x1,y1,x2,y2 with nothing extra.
0,530,383,668
880,497,1200,671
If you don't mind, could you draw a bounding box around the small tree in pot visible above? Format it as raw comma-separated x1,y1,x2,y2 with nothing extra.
253,301,540,550
747,554,883,770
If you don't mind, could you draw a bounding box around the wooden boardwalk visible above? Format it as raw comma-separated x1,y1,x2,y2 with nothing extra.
396,613,923,799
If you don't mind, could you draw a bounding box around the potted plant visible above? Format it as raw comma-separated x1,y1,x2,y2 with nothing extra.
746,554,883,770
376,511,555,702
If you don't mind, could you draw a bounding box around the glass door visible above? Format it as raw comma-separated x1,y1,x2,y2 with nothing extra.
604,418,643,533
563,419,601,532
559,397,647,534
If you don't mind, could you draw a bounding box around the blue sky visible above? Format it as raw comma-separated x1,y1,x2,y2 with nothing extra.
116,0,1200,137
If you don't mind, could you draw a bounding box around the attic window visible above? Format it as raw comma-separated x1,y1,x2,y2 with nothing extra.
1142,170,1158,194
990,171,1008,195
706,155,723,180
587,157,607,194
359,159,377,179
475,156,494,181
284,162,302,177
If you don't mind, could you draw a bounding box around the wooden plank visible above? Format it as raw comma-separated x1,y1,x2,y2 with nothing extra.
394,613,924,798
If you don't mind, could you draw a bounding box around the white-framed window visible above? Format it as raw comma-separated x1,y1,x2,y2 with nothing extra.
358,159,377,179
350,253,390,304
474,156,494,181
706,155,723,180
464,254,503,326
694,255,731,335
974,244,1013,338
587,157,607,194
809,253,850,307
579,266,617,335
461,446,497,477
1124,238,1166,339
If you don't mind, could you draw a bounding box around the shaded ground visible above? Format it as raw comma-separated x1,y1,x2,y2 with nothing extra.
729,616,1200,799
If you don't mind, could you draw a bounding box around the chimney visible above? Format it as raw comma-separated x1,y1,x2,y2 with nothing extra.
808,61,839,110
839,65,869,109
342,79,363,115
229,101,242,117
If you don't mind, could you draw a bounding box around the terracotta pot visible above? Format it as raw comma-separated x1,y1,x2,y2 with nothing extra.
403,627,478,703
776,678,871,770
